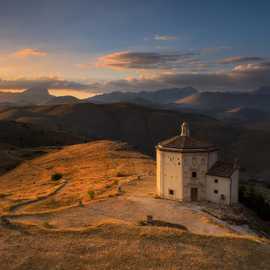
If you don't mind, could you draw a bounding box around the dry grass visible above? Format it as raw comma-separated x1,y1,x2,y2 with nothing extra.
0,140,154,214
0,221,270,270
1,139,270,269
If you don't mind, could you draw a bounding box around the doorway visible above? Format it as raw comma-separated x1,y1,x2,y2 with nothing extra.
191,188,198,201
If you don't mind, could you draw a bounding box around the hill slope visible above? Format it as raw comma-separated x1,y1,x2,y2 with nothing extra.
0,140,154,214
1,222,270,270
176,88,270,112
0,120,82,148
88,87,198,104
0,140,270,270
1,102,270,180
0,102,228,154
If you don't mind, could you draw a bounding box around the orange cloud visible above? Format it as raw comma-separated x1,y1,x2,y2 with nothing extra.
96,51,198,71
13,48,48,58
96,51,132,70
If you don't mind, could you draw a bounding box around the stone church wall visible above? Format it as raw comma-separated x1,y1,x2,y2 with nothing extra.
182,152,208,201
156,149,183,200
206,175,231,205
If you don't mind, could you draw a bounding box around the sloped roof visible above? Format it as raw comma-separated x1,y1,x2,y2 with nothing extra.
158,135,216,151
207,161,236,178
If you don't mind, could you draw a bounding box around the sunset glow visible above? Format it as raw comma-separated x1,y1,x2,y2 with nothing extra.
0,0,269,94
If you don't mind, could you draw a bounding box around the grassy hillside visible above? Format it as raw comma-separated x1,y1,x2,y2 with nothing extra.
0,140,154,214
0,144,51,175
1,222,270,270
0,120,83,148
1,140,270,270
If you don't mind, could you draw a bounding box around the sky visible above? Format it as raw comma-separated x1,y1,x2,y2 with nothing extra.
0,0,270,98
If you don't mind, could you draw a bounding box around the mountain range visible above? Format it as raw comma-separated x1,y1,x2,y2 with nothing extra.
2,85,270,129
0,87,80,106
175,87,270,112
1,102,270,181
2,85,270,114
87,87,198,105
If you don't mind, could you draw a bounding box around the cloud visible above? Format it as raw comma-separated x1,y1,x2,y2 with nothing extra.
157,61,270,91
100,61,270,92
76,51,270,93
96,51,199,70
13,48,48,58
0,61,270,95
0,77,100,92
154,34,177,41
218,56,265,64
1,53,270,95
232,61,270,72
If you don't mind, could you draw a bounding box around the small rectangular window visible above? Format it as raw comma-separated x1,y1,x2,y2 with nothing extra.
214,189,218,194
169,189,174,195
214,179,218,183
192,172,197,178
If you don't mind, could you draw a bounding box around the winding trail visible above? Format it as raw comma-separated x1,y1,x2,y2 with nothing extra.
8,180,68,213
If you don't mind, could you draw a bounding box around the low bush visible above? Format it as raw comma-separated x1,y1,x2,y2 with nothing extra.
239,185,270,221
51,173,63,181
88,190,95,200
116,172,128,177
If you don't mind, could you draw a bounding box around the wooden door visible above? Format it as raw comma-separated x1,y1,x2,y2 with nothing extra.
191,188,198,201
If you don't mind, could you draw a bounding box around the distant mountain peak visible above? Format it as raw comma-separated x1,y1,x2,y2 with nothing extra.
88,87,198,105
21,87,50,97
13,87,52,105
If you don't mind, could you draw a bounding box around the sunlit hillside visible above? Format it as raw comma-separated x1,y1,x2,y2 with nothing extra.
0,140,154,215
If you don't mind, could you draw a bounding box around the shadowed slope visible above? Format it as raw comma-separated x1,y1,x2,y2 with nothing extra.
1,102,270,179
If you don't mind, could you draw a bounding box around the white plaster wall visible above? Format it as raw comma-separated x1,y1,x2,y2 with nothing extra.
158,150,183,200
206,175,231,205
156,149,162,196
208,151,218,169
231,170,239,204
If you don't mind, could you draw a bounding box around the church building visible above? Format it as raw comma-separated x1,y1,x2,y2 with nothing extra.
156,122,239,205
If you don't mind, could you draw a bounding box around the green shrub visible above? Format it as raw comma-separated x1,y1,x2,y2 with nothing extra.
239,185,270,221
88,190,95,200
51,173,63,181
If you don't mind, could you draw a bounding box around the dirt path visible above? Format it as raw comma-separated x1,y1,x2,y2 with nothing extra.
8,180,68,213
8,176,253,237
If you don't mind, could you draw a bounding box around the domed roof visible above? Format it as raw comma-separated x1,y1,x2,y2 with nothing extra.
157,122,218,152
